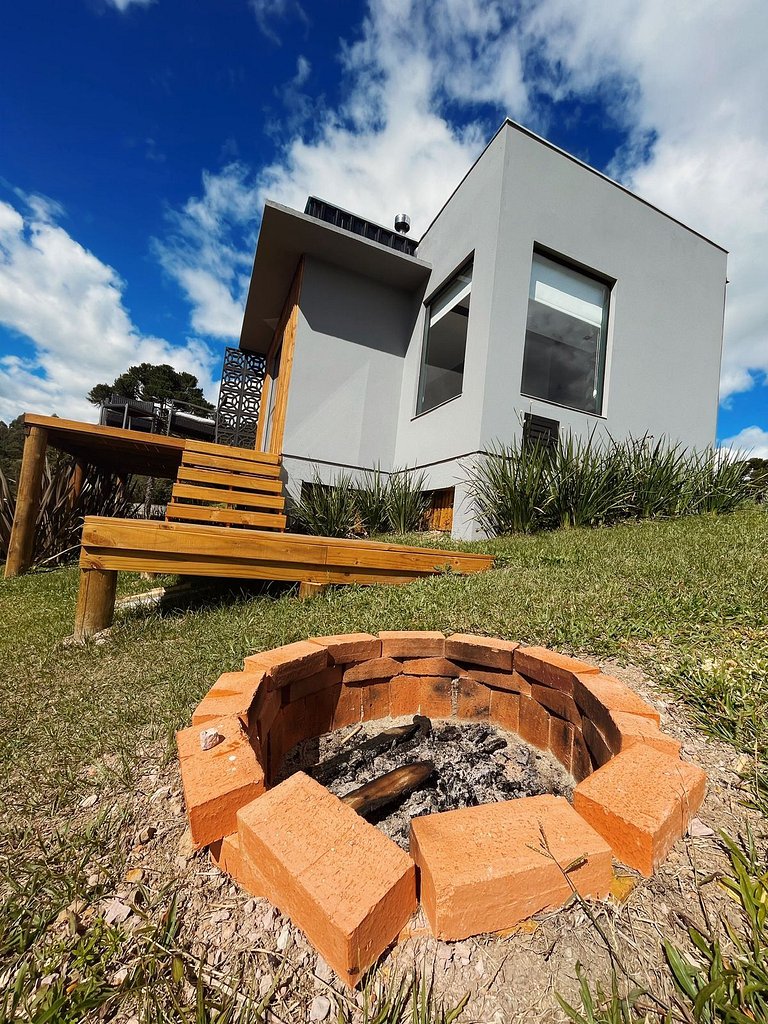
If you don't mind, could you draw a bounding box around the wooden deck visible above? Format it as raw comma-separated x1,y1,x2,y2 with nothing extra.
74,517,494,639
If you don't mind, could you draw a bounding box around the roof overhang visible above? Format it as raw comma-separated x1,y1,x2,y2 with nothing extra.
239,201,432,354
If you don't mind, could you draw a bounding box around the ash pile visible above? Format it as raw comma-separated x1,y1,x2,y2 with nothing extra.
283,716,574,849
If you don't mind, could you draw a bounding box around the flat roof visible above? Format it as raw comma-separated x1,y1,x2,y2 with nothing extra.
239,201,432,354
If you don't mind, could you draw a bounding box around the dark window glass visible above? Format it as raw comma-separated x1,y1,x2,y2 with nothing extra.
417,262,472,415
521,254,610,414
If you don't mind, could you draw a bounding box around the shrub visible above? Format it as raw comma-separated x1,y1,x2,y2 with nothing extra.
467,432,752,537
386,468,429,534
289,471,359,538
0,459,133,567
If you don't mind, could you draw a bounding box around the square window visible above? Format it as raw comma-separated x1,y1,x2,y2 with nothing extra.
521,254,610,415
416,261,472,415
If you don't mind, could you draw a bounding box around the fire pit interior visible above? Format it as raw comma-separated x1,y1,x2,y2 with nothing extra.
279,717,573,850
177,631,708,988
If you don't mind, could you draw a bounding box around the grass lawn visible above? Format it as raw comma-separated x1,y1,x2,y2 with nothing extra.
1,504,767,1021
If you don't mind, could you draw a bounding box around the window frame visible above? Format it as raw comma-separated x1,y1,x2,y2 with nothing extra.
414,255,474,418
520,246,614,417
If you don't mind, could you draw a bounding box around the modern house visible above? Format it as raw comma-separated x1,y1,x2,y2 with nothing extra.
239,118,727,539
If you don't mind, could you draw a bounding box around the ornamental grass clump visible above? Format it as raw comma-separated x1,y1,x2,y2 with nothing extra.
468,432,751,537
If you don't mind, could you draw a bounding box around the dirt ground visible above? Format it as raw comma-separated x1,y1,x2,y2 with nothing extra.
86,660,761,1024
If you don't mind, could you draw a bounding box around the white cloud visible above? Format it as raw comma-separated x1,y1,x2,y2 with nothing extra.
160,0,768,412
719,426,768,461
105,0,155,10
0,195,218,422
249,0,307,44
153,164,260,340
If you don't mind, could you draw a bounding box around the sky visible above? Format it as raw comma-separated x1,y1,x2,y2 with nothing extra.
0,0,766,456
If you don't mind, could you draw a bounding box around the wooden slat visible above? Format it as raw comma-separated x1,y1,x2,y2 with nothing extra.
184,439,281,466
176,466,284,494
170,483,285,511
181,450,282,477
80,517,494,579
166,504,287,530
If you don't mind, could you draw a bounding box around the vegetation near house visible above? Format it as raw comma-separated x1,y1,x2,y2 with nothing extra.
87,362,214,413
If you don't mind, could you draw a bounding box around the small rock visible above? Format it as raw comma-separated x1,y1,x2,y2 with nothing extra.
259,973,274,998
309,995,331,1021
136,826,156,845
200,728,223,751
111,966,129,986
688,817,715,839
453,940,471,965
276,924,291,951
435,942,453,964
175,829,195,869
313,954,335,985
243,899,256,915
262,906,278,931
125,868,144,884
80,794,99,809
150,786,171,802
103,898,132,926
211,909,231,923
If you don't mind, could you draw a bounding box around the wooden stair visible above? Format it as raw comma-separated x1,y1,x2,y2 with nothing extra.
165,439,287,532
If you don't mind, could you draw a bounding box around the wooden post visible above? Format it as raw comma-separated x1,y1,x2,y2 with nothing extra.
4,425,48,578
73,567,118,641
298,581,329,600
69,459,86,509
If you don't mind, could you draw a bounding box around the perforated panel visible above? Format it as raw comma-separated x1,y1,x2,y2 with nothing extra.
215,347,267,449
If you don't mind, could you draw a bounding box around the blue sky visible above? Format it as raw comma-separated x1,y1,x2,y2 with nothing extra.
1,0,766,455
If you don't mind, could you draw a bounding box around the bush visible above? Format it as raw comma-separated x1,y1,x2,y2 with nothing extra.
289,467,429,538
467,433,752,537
1,459,134,568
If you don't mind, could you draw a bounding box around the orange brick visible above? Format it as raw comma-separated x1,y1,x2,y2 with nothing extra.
531,683,582,725
444,634,518,671
410,795,612,939
573,673,660,731
361,682,391,722
515,647,599,694
583,718,612,768
288,667,343,703
400,657,462,677
604,711,681,758
176,716,265,849
461,666,532,696
244,641,329,690
548,718,575,772
210,832,265,898
573,745,707,876
237,773,417,987
308,633,381,664
343,658,403,684
379,631,445,658
456,677,490,720
192,671,266,726
489,689,520,733
332,684,363,730
389,675,420,718
418,676,453,718
518,696,550,750
571,731,592,783
251,687,281,746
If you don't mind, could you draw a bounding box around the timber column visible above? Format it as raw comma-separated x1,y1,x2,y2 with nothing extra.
4,425,48,578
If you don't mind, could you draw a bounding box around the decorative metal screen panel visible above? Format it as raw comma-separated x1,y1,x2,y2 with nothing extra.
215,347,267,449
522,412,560,451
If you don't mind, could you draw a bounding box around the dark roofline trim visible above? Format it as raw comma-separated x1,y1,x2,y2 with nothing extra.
418,118,728,256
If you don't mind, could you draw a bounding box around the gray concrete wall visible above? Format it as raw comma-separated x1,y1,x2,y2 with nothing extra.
281,256,419,478
480,124,727,450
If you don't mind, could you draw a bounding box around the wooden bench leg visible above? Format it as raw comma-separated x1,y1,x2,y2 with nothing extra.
298,581,329,600
4,425,48,578
74,568,118,640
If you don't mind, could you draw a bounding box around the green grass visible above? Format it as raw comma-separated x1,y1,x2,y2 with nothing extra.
1,505,768,1020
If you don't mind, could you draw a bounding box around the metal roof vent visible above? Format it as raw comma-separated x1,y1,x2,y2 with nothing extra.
394,213,411,235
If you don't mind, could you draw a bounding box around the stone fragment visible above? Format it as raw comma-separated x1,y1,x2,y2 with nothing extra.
309,995,332,1021
199,727,223,751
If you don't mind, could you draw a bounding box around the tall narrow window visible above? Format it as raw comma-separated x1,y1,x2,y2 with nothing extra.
416,261,472,415
521,253,610,414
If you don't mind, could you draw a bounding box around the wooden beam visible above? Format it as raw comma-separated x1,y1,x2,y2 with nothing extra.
69,459,86,509
73,567,118,640
4,425,48,578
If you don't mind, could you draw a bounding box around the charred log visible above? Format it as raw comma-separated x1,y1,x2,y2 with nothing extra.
310,719,426,784
341,761,435,818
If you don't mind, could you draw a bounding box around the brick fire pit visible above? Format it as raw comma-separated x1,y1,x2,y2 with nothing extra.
177,632,707,987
